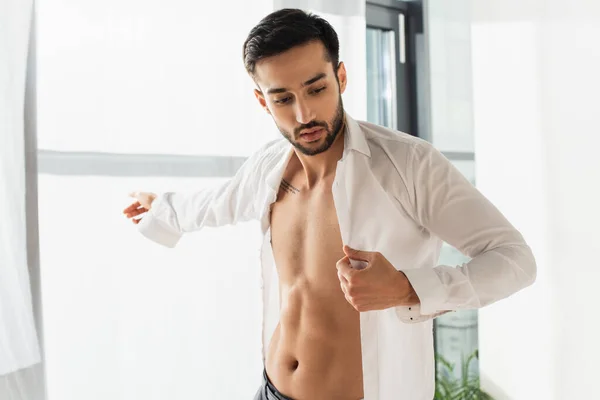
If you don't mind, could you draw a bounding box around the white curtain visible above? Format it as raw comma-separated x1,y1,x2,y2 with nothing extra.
274,0,367,120
0,0,41,380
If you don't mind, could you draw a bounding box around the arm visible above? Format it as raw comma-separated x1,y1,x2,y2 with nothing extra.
135,147,269,248
396,140,537,319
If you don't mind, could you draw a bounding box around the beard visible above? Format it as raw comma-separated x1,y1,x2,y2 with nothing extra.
275,95,345,156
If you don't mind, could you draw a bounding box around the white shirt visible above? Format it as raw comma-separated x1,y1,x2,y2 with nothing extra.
137,113,536,400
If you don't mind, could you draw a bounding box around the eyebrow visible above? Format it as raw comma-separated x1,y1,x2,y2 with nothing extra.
266,73,327,95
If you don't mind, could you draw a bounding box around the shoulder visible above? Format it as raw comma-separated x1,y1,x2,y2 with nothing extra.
356,120,435,174
244,136,288,167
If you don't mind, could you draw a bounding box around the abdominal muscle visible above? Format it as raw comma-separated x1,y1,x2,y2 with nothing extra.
265,285,364,400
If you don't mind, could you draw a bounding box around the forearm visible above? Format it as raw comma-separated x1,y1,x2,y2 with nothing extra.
403,243,537,315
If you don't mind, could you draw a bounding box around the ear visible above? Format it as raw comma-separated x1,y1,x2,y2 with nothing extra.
254,89,271,115
336,62,348,94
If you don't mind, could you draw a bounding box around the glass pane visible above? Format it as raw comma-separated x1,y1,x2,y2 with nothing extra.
427,0,474,152
366,28,397,129
38,175,264,399
36,0,274,157
434,160,479,382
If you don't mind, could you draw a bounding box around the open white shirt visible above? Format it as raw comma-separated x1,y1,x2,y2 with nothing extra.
137,113,536,400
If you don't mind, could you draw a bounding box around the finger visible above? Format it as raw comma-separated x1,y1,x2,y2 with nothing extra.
132,216,144,224
345,294,357,309
124,207,143,217
343,245,371,262
337,269,349,284
125,208,147,218
123,201,141,214
339,279,348,295
124,205,145,217
337,267,349,289
336,256,356,281
337,270,350,295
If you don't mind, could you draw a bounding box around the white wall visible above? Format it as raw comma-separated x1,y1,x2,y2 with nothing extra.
470,1,600,399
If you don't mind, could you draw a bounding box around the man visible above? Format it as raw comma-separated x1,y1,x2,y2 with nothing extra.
123,9,536,400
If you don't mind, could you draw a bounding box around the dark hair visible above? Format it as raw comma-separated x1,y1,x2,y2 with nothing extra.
242,8,340,77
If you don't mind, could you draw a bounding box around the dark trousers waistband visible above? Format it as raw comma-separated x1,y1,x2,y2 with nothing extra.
253,368,294,400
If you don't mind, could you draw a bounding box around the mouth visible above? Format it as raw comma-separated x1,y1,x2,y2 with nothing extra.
300,127,325,142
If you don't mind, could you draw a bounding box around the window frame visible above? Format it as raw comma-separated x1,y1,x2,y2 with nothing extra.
366,0,423,137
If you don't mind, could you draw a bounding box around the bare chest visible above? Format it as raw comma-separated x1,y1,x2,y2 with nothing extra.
269,178,346,287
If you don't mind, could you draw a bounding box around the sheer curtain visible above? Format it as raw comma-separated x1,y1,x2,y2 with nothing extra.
0,0,44,398
0,0,41,377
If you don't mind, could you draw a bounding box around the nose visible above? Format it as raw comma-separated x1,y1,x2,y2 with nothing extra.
295,98,315,125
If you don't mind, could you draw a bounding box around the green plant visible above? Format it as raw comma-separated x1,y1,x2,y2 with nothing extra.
434,349,494,400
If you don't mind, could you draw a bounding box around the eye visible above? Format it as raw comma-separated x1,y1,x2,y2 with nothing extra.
312,86,327,94
274,97,292,105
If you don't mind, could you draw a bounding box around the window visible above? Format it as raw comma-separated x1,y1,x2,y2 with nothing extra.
366,0,422,135
35,1,273,398
366,27,398,129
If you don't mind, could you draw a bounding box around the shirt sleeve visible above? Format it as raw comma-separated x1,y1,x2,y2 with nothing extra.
137,147,268,248
398,140,537,316
394,305,451,324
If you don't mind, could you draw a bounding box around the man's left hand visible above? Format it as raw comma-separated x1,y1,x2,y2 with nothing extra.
336,245,420,312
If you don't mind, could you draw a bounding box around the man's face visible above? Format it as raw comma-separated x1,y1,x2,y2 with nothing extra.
253,40,348,156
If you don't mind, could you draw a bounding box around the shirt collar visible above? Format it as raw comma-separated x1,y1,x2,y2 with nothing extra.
265,112,371,192
343,112,371,159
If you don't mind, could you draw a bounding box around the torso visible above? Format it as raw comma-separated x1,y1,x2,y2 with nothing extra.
265,153,364,400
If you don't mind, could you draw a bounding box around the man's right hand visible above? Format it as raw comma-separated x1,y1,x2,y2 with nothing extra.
123,191,157,224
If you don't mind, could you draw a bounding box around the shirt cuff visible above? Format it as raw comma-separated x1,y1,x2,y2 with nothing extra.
394,304,428,323
137,195,182,248
401,267,446,315
394,305,452,324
